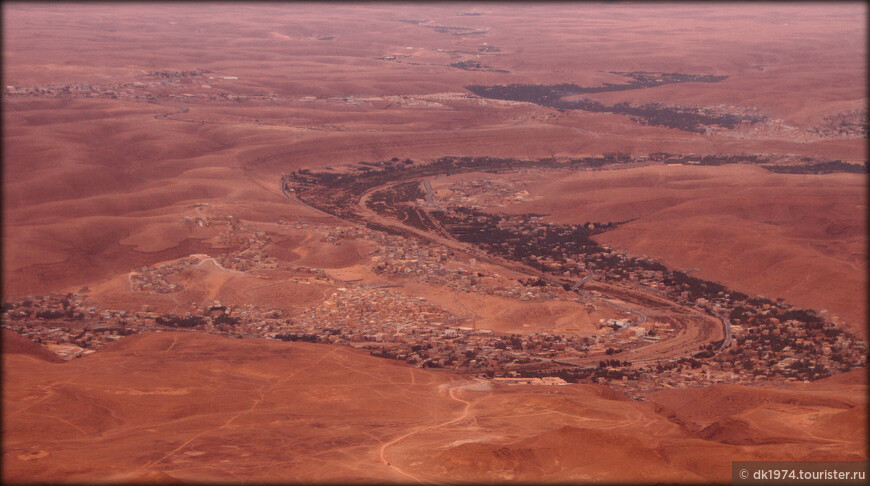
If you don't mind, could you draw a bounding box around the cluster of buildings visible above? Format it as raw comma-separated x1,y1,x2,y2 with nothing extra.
711,305,865,381
0,276,645,380
442,178,538,210
3,248,863,396
369,237,562,302
2,69,289,108
809,108,867,139
130,216,273,292
3,71,471,115
4,70,211,102
214,227,275,273
429,180,866,385
265,283,596,375
290,159,866,391
129,256,202,293
308,221,572,302
2,294,149,357
2,170,865,397
706,105,866,142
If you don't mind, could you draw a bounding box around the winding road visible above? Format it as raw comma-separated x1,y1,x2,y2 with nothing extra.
714,312,733,352
602,299,647,325
421,178,444,210
378,379,480,483
282,174,729,367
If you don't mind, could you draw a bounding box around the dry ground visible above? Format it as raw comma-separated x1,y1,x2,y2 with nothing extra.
2,3,867,483
3,331,864,483
3,3,864,301
439,164,866,336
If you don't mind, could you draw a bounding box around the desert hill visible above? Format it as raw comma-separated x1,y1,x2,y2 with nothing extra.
651,376,866,448
453,164,867,336
2,331,462,483
1,329,63,363
3,2,867,300
2,3,866,483
3,331,864,483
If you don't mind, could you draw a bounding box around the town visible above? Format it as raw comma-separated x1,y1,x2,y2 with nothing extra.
3,154,865,400
6,70,865,143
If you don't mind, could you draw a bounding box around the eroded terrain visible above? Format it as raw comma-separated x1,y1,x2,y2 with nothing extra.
3,3,866,483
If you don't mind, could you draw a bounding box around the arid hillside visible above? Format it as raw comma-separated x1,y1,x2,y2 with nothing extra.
2,3,866,483
445,164,867,336
3,331,865,483
3,3,866,300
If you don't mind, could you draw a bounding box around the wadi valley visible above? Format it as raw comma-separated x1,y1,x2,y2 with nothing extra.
3,3,866,483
